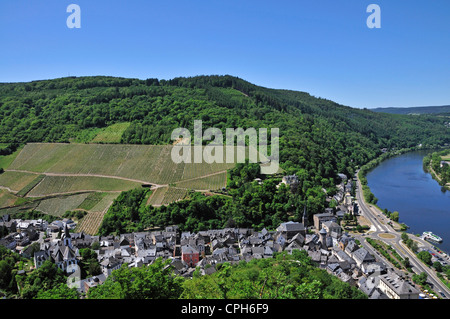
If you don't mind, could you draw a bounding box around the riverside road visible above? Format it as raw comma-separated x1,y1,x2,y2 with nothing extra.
354,172,450,299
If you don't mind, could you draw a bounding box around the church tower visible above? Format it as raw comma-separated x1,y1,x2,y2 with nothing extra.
302,205,308,229
319,228,328,249
61,224,72,249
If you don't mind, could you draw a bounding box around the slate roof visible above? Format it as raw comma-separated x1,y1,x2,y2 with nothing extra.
277,221,305,233
182,244,199,254
353,247,375,263
379,272,420,297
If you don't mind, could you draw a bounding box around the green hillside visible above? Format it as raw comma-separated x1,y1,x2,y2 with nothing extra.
1,75,448,232
1,75,447,174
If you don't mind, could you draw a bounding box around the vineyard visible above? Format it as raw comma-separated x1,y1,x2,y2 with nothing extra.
75,210,109,235
0,142,251,234
7,143,250,185
174,171,227,191
0,171,40,193
26,175,141,197
0,189,18,208
147,187,189,206
35,193,91,217
90,122,131,143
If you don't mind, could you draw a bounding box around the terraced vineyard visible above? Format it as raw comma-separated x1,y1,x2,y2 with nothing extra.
34,193,91,217
147,187,189,206
0,143,249,232
7,143,236,185
0,171,40,193
174,171,227,191
0,189,19,208
26,175,141,197
75,210,109,235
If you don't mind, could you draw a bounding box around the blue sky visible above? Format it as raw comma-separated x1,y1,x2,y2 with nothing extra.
0,0,449,109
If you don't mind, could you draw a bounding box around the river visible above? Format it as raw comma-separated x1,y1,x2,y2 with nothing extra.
366,150,450,253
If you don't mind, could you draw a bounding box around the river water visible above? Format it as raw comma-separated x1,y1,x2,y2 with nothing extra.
366,150,450,253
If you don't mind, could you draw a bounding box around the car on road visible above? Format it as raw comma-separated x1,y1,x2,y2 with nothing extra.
439,292,446,298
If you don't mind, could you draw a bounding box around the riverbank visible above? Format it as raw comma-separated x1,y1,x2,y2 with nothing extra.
423,149,450,191
364,149,450,254
357,147,418,230
357,146,449,230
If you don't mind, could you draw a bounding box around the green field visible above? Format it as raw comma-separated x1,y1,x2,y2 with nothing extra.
0,146,23,170
90,122,131,143
16,175,46,197
0,143,250,222
174,171,227,190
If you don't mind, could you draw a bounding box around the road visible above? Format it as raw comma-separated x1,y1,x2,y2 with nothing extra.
354,171,450,299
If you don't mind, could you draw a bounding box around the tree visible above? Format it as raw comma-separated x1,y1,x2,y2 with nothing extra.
79,248,101,278
412,272,428,286
88,258,184,299
401,232,409,242
0,260,13,290
18,260,67,299
391,211,399,222
417,250,432,265
433,261,443,272
35,283,79,299
403,257,410,268
91,240,100,250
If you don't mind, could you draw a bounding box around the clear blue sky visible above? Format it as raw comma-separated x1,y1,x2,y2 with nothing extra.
0,0,449,109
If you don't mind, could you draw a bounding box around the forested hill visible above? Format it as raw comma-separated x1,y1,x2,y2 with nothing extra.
371,105,450,115
0,75,448,186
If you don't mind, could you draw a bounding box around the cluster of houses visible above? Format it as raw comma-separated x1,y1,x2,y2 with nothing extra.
0,203,420,299
281,173,357,217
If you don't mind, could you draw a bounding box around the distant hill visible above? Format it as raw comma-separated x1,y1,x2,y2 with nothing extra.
371,105,450,115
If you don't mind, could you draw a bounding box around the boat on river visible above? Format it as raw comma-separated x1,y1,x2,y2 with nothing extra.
422,231,443,243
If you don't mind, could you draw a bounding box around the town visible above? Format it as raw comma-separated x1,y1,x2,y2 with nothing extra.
0,174,424,299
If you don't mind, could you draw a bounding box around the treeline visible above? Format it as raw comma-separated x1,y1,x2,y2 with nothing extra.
423,149,450,186
0,143,19,156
